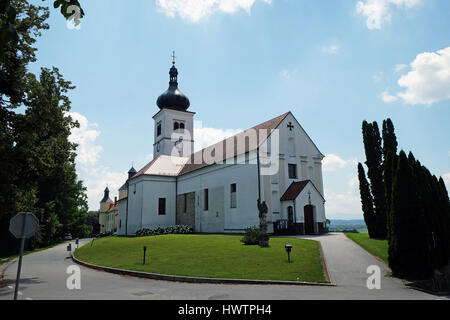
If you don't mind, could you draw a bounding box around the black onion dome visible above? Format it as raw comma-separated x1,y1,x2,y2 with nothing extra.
156,64,190,111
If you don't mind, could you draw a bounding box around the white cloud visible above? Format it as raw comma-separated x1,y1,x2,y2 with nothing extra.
279,68,298,79
67,112,102,166
81,166,127,209
194,122,242,151
324,177,363,218
323,154,357,172
396,47,450,106
322,45,340,55
356,0,420,30
67,112,127,210
381,90,399,103
372,71,384,83
156,0,272,22
395,64,408,73
444,172,450,191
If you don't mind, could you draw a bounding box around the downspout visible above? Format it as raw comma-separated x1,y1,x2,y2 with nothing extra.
256,148,261,201
125,181,129,237
175,176,178,226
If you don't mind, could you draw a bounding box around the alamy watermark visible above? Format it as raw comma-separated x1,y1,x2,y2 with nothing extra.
65,1,82,30
66,265,81,290
366,265,381,290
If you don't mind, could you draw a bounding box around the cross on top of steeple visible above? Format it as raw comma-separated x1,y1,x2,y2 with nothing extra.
171,51,176,65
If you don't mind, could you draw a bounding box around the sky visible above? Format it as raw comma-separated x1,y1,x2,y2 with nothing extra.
28,0,450,219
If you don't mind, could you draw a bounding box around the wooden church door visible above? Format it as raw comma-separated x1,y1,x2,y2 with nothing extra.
304,205,315,235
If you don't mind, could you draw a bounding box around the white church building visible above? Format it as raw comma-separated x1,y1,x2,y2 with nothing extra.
116,58,327,236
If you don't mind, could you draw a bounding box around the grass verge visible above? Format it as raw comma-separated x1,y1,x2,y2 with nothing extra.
75,234,327,283
344,233,388,264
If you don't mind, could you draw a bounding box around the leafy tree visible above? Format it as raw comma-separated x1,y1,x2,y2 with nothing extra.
1,0,83,57
0,0,49,256
14,67,89,246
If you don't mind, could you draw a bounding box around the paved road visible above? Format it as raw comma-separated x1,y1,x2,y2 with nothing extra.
0,234,444,300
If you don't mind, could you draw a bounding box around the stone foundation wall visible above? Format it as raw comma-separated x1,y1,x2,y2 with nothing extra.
176,192,195,229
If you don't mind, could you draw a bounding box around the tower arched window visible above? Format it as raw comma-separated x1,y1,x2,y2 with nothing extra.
179,122,185,130
173,122,179,131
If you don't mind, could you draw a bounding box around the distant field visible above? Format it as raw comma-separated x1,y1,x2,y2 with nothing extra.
329,225,368,233
75,234,327,283
344,233,388,264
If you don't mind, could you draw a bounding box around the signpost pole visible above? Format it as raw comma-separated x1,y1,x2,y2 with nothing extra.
13,214,27,300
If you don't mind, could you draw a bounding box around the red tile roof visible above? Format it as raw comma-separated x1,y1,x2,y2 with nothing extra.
131,112,291,179
179,112,290,175
106,202,118,212
280,180,311,201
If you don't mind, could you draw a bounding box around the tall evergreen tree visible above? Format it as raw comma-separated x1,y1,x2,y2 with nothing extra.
382,118,398,158
358,163,376,238
389,151,431,279
362,121,387,239
384,151,397,244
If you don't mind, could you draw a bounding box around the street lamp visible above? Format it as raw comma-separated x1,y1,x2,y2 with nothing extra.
285,243,293,263
143,246,147,265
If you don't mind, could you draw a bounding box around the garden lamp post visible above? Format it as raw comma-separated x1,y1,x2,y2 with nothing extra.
285,244,293,263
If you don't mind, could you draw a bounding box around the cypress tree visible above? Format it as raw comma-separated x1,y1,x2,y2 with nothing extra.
382,118,398,158
358,163,376,237
362,121,386,239
384,151,397,244
389,151,430,279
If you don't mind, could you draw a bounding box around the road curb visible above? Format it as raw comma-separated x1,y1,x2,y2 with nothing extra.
318,242,335,286
71,253,335,287
0,258,17,288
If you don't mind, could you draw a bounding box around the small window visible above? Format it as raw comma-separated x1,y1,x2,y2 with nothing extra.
183,193,187,213
204,189,209,211
288,164,297,179
288,206,294,223
157,122,161,136
230,184,237,208
173,122,179,130
158,198,166,215
179,122,185,130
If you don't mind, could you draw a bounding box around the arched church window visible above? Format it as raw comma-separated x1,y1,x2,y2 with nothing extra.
173,122,179,130
179,122,185,130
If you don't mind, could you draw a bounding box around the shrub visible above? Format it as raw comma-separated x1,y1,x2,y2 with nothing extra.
241,226,260,245
135,225,193,237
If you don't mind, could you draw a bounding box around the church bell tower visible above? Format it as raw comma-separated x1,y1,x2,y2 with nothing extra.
153,52,195,158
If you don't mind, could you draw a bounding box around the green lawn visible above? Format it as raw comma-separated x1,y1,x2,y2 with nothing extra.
344,233,389,264
74,234,327,283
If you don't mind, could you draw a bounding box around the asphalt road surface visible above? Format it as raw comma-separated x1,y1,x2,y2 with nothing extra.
0,233,446,300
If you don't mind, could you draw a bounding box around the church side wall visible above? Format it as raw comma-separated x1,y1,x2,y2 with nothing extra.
117,199,127,235
178,163,260,232
141,179,176,229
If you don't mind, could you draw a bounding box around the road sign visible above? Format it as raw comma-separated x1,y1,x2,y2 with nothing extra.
8,212,39,300
9,212,39,239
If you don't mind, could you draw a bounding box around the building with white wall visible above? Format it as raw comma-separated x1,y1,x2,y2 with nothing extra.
117,58,327,236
